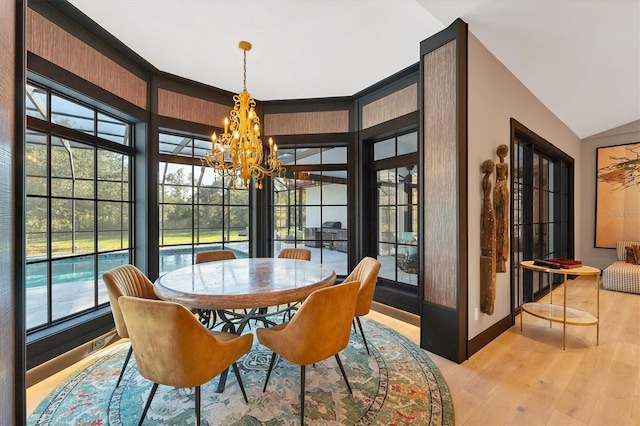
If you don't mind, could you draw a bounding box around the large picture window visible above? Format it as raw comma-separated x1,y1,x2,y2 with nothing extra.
25,82,133,331
158,132,250,273
271,146,348,275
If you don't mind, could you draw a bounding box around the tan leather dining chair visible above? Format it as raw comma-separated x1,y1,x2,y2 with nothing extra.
103,264,159,388
277,248,311,319
278,248,311,261
195,249,236,264
344,257,381,355
256,281,360,424
119,296,253,426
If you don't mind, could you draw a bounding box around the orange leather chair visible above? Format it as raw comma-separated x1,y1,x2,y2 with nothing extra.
256,281,360,424
277,248,311,261
119,296,253,425
344,257,381,354
195,249,236,264
103,264,159,387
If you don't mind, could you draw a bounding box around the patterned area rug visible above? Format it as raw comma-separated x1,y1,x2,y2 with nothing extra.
29,318,454,425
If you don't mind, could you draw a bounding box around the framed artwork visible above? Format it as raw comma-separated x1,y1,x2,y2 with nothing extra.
595,142,640,248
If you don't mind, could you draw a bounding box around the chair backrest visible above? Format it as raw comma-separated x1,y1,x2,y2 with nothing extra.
274,281,359,365
103,264,158,338
195,250,236,264
277,248,311,261
344,257,382,317
118,296,252,388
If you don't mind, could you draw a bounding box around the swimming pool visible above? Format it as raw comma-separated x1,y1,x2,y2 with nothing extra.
25,245,249,288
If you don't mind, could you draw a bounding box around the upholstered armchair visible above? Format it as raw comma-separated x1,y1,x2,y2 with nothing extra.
256,281,360,424
278,248,311,261
103,264,159,388
344,257,381,355
195,249,236,264
119,296,253,426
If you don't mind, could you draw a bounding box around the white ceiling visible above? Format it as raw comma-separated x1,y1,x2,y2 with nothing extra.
68,0,639,139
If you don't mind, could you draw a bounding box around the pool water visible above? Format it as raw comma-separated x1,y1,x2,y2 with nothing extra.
25,246,249,288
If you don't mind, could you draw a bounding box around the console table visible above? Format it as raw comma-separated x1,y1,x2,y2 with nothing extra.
519,260,601,349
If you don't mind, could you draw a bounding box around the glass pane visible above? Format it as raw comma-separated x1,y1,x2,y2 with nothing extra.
161,163,193,204
161,204,193,245
98,201,128,252
51,199,73,255
160,245,194,274
193,138,211,159
26,197,48,258
26,262,48,330
74,200,95,254
277,148,295,167
321,147,347,164
98,150,128,201
374,138,395,161
51,139,95,199
97,113,129,145
378,169,396,205
197,205,223,243
26,83,48,120
321,180,347,204
295,148,320,165
26,130,48,196
377,251,396,281
51,94,94,134
397,132,417,155
229,206,249,241
51,255,96,321
159,133,189,155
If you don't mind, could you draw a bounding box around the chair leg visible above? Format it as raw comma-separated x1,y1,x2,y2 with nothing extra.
116,345,133,387
263,352,277,392
139,382,158,426
195,386,201,425
355,316,370,355
231,362,249,403
334,354,353,394
300,365,306,424
352,319,358,335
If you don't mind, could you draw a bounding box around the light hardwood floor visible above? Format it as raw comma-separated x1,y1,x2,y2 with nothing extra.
28,277,639,425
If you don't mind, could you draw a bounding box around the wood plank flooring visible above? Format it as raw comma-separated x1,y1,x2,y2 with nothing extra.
28,277,639,425
368,277,639,425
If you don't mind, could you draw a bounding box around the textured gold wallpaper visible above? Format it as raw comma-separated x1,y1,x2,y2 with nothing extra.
27,9,147,109
361,84,417,129
422,41,458,309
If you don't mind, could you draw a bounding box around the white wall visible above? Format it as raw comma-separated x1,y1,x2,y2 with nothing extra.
580,120,640,269
467,32,583,339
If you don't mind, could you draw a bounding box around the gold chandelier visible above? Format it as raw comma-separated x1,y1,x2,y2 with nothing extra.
203,41,285,189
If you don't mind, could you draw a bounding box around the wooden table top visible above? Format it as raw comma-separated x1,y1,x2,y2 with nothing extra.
154,258,337,310
520,260,601,276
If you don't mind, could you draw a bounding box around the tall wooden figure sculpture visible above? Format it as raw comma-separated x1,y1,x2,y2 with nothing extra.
480,159,496,315
494,144,509,273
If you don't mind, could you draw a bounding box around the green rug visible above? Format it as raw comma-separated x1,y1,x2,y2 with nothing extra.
29,318,454,425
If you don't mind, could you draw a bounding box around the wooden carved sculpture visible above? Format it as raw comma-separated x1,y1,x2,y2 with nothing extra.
494,144,509,273
480,159,496,315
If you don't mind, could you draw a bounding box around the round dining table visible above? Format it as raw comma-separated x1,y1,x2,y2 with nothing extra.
154,257,337,393
153,257,337,310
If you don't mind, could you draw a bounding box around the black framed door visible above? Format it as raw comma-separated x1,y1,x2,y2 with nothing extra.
511,120,574,306
365,131,420,314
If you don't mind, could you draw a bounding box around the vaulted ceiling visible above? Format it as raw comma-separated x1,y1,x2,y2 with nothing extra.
68,0,639,139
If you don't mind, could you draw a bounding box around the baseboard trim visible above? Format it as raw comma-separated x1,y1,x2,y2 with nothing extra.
371,301,420,327
26,330,120,388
